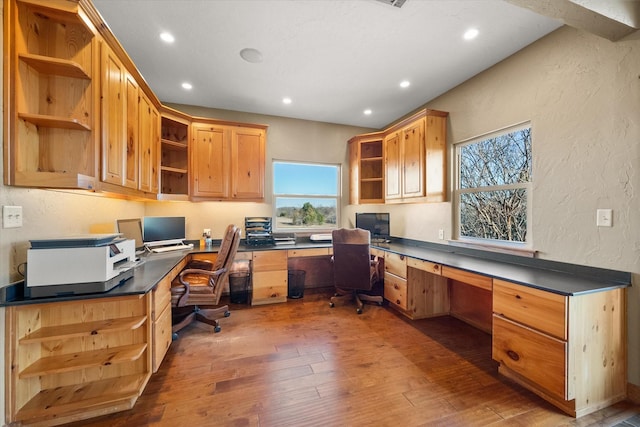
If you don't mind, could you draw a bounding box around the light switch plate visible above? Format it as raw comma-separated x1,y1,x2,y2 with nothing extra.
596,209,612,227
3,205,23,228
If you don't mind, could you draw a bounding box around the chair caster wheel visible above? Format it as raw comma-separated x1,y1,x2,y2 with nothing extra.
224,311,231,317
329,302,335,308
377,302,383,306
172,332,179,341
214,326,221,333
356,308,363,314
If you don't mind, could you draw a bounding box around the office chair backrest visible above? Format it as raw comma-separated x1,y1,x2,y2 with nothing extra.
332,228,374,291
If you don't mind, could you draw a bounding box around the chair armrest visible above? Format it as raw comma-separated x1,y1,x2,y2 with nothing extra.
175,267,227,307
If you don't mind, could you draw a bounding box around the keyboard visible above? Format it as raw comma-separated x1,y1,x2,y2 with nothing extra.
150,243,193,253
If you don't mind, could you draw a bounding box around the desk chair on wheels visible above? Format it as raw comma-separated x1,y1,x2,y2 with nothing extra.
330,228,383,314
170,224,241,338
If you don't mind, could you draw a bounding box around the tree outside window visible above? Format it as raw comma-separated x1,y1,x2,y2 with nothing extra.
455,124,532,244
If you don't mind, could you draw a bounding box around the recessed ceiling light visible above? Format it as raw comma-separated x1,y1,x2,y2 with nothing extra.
240,48,263,63
463,28,479,40
364,109,372,115
400,80,410,88
282,97,292,104
181,82,192,90
160,32,175,43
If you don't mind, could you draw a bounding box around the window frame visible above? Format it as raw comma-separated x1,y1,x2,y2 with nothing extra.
272,159,341,233
453,121,533,251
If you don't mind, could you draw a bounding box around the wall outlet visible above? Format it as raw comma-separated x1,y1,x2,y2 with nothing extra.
203,228,211,237
596,209,612,227
438,229,444,240
3,205,23,228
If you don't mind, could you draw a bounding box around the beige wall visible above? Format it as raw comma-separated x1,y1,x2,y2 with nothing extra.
0,18,639,421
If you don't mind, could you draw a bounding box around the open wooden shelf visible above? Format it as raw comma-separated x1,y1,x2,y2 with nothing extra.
17,0,91,31
20,316,147,344
18,113,92,131
15,373,148,422
161,138,188,149
19,53,91,79
19,343,147,379
161,165,188,174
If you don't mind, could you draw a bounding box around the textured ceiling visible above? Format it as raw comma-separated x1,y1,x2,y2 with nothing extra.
93,0,563,128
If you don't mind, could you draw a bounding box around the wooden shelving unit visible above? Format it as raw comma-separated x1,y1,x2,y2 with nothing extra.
6,295,152,425
5,0,99,189
160,111,190,199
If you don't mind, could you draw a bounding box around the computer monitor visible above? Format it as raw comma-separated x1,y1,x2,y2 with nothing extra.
355,212,390,242
142,216,186,248
116,218,144,252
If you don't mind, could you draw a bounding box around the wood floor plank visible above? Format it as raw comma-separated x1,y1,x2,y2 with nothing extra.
65,291,640,427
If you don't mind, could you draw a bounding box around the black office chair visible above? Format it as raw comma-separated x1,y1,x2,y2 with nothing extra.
330,228,383,314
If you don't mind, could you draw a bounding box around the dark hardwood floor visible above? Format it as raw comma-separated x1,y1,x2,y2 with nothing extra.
69,290,640,427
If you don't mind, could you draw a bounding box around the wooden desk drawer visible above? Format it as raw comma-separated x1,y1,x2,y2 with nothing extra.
407,258,441,275
153,275,172,320
493,315,567,400
253,250,287,271
493,279,567,340
442,266,492,291
235,251,253,260
287,248,330,258
385,252,406,278
384,272,407,310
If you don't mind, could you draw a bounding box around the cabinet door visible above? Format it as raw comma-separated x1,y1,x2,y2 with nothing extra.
348,139,359,204
124,71,139,189
401,118,425,198
385,131,402,199
191,124,229,198
138,90,159,193
231,127,265,200
101,44,125,185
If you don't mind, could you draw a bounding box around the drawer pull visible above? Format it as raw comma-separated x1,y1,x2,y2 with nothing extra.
396,299,401,305
515,294,522,299
394,284,399,289
507,350,520,361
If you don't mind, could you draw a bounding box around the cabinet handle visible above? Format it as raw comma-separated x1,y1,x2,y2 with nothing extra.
515,294,522,299
507,350,520,361
396,299,401,305
394,284,399,289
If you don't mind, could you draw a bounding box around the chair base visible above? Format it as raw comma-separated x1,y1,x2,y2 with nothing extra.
172,304,230,338
329,287,383,314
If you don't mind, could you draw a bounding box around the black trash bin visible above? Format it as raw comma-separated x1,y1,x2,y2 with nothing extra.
229,261,251,304
288,269,306,299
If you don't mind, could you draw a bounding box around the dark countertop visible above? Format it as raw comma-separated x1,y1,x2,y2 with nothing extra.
1,237,630,306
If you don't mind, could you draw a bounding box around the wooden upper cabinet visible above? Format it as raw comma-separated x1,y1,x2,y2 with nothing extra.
401,118,425,198
124,71,139,189
384,131,402,200
350,109,448,204
101,43,126,186
385,116,427,200
191,123,229,199
348,133,384,204
4,0,100,189
231,127,265,200
138,91,160,193
190,120,266,201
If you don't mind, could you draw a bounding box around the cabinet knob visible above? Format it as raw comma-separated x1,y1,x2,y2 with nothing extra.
396,299,401,305
394,284,399,289
507,350,520,361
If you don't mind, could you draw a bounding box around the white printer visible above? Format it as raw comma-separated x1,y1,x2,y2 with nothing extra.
26,234,136,297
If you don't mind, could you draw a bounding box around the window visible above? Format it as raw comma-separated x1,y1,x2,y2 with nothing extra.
273,161,340,231
454,123,532,245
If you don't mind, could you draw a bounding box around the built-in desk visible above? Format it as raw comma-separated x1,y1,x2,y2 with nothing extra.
1,238,631,423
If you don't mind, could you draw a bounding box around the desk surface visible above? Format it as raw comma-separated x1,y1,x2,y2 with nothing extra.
1,238,630,306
